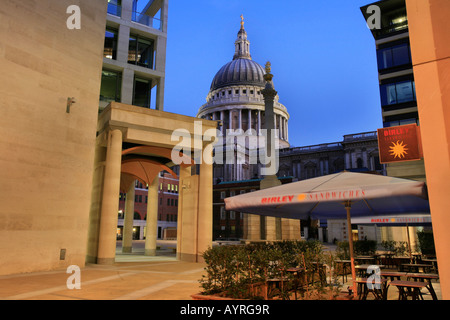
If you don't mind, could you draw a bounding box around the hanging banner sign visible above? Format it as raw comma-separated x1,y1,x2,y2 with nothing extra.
377,124,422,164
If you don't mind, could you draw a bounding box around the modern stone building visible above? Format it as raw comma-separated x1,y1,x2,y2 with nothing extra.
0,0,216,275
100,0,167,111
359,0,427,247
100,0,181,245
0,0,109,275
361,0,425,182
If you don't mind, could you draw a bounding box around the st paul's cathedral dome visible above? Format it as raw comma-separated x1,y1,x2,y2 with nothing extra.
197,16,290,182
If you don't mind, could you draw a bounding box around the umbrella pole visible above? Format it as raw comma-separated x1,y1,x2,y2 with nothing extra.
407,222,413,264
345,201,357,299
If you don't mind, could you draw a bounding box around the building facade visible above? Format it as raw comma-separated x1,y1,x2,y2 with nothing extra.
360,0,428,246
117,171,179,240
100,0,167,111
99,0,180,241
0,0,109,275
361,0,426,181
212,131,385,241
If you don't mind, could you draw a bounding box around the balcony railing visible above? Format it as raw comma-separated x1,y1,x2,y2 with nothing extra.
107,3,122,17
375,20,408,39
132,11,162,30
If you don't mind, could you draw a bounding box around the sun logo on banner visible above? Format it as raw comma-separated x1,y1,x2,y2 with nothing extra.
389,140,409,159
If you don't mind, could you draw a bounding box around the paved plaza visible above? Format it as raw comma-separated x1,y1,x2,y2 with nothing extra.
0,241,441,301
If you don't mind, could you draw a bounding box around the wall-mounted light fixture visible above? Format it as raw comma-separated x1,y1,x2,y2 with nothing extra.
66,97,76,113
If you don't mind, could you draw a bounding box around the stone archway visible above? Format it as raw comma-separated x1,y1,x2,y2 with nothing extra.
86,102,217,264
119,146,191,256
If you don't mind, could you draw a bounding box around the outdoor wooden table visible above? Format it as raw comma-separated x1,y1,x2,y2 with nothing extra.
335,260,351,283
373,253,382,265
382,252,395,268
380,271,407,281
355,264,386,277
402,263,433,273
395,257,413,270
390,280,428,300
355,256,376,265
406,273,439,300
309,262,326,285
411,253,422,264
422,258,438,272
286,268,306,300
355,278,389,300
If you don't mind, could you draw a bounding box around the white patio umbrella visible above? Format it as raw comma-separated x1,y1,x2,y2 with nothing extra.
351,213,432,264
224,171,430,298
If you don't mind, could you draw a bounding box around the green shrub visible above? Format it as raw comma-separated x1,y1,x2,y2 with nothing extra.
354,239,377,256
417,230,436,256
336,241,349,260
381,240,396,252
200,240,339,300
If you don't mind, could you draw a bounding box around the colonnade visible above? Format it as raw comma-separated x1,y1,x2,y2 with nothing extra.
206,108,288,141
88,103,216,265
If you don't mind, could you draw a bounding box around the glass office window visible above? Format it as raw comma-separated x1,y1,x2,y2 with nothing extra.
128,34,154,69
380,80,415,106
107,0,122,17
133,77,151,108
104,27,118,59
396,81,415,103
377,43,411,70
100,70,121,102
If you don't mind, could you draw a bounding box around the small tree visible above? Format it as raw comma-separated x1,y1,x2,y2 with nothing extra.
417,230,436,257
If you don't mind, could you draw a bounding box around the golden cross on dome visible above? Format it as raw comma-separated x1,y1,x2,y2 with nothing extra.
240,14,244,27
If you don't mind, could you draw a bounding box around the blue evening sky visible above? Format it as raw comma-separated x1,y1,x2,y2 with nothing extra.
163,0,381,147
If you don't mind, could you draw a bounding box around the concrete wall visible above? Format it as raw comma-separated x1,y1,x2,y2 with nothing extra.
0,0,107,275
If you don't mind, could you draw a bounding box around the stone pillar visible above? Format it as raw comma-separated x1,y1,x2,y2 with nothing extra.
122,182,135,253
238,109,242,131
145,176,159,256
155,76,165,110
282,218,301,240
257,110,261,135
176,165,191,259
244,214,261,240
116,24,130,63
286,118,289,141
86,143,107,263
121,68,134,105
197,159,213,262
248,109,252,132
260,62,282,240
97,129,122,265
220,111,225,135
